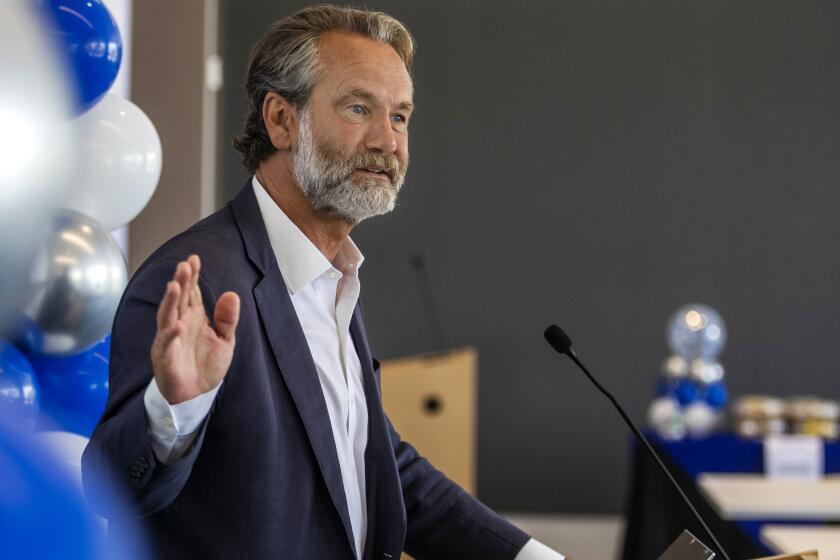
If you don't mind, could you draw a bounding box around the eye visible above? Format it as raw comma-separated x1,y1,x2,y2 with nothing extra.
392,113,408,125
349,104,366,115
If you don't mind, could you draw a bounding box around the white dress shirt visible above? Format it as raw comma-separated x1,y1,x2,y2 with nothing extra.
143,176,563,560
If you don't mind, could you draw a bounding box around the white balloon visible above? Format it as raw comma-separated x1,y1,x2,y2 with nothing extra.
35,430,89,489
684,402,720,439
647,397,686,440
35,430,107,532
0,1,76,318
67,93,162,231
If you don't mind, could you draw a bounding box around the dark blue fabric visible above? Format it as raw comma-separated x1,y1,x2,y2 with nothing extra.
82,180,530,560
653,433,840,479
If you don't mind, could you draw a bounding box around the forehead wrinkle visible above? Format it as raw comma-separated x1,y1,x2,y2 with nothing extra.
313,33,414,110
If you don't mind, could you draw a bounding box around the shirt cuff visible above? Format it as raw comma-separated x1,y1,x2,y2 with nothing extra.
144,378,221,464
514,538,565,560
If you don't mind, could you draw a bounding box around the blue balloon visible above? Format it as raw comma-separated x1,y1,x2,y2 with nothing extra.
674,379,698,406
39,0,122,113
705,382,729,409
655,377,675,397
4,310,45,355
26,335,109,437
0,416,104,559
0,339,40,431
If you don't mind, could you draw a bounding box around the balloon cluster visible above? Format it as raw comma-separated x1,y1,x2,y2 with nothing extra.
0,2,158,554
0,0,161,445
647,304,729,440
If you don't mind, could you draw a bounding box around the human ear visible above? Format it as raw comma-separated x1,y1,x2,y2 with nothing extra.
262,92,298,151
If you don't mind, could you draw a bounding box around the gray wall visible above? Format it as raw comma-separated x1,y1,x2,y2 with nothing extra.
217,1,840,513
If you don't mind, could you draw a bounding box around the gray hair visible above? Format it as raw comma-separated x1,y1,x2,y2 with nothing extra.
233,4,415,173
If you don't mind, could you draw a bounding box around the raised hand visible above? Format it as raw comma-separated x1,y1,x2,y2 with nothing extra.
150,255,241,405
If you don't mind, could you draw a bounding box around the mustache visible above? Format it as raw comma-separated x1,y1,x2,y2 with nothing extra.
346,152,407,184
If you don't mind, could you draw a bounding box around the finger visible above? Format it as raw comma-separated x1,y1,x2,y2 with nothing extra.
156,281,180,331
155,323,182,351
175,261,191,317
214,292,240,343
188,254,202,308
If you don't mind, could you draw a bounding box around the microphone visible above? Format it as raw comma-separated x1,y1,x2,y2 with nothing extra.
543,324,732,560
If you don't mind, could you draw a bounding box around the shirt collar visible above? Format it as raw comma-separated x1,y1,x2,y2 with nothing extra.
251,176,364,294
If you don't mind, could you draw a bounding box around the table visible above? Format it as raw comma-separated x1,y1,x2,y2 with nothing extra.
699,474,840,520
761,525,840,557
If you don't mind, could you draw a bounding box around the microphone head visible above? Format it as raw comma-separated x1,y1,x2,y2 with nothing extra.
544,324,573,355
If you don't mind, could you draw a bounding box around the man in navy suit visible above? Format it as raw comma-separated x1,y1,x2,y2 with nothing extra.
83,5,564,559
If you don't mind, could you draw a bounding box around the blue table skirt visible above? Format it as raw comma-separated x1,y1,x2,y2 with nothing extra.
655,433,840,479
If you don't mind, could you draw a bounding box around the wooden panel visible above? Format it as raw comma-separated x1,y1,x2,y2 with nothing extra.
380,347,477,495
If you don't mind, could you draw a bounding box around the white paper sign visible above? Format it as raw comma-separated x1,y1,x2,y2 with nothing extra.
764,434,823,479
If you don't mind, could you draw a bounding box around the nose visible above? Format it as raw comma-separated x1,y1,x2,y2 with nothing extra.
363,114,398,154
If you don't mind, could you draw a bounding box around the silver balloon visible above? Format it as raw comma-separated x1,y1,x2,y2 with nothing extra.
18,211,127,356
666,304,727,361
689,359,724,384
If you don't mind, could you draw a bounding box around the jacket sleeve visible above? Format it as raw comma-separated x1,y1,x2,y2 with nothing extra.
386,416,531,559
81,257,220,519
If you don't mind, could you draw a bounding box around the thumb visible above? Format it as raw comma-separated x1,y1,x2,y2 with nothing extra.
214,291,240,342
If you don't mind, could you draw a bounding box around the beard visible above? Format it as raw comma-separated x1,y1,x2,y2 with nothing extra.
292,109,408,225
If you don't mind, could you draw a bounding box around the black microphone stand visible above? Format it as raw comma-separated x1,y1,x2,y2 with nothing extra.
544,325,732,560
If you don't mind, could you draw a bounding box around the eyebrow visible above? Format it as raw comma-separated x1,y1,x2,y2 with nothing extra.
335,88,415,113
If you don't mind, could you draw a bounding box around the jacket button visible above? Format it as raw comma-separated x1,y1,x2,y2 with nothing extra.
128,457,149,481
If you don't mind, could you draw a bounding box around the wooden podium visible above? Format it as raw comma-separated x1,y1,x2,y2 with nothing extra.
379,348,477,560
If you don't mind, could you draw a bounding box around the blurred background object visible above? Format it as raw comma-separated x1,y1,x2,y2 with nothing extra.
649,304,729,440
26,335,110,437
735,395,839,441
0,339,41,433
668,304,727,362
0,0,75,320
0,411,149,559
0,2,152,557
0,415,107,559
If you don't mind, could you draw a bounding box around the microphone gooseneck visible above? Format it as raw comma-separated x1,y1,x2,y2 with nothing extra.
410,253,449,351
543,324,732,560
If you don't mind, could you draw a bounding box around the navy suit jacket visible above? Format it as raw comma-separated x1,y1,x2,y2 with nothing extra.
82,181,530,559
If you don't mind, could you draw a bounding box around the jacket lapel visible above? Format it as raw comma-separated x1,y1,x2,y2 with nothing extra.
231,181,356,556
350,305,407,560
